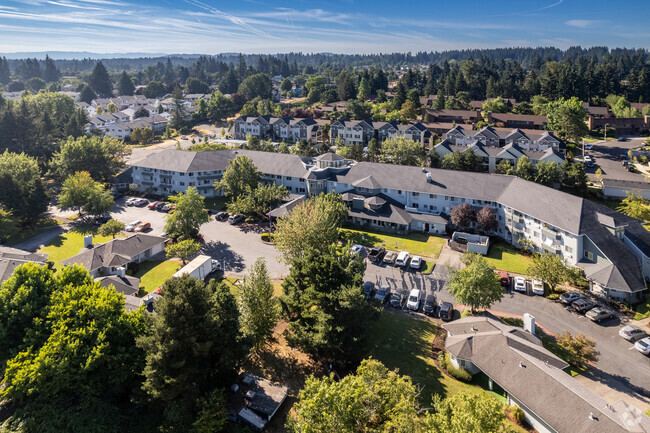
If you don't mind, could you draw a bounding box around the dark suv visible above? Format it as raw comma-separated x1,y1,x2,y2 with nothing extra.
423,295,436,316
390,289,406,308
439,302,454,321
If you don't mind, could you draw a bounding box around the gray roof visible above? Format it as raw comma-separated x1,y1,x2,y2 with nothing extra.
97,275,141,296
316,152,345,161
602,178,650,191
61,234,165,272
0,246,48,285
444,317,650,433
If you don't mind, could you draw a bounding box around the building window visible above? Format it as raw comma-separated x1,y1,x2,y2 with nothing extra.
179,182,185,186
584,250,593,260
398,190,402,194
565,245,573,253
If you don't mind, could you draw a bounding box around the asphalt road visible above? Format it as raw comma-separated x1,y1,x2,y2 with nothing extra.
583,136,648,182
362,258,650,400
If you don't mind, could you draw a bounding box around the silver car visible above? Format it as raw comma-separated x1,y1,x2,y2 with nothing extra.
585,307,612,323
374,285,390,303
619,325,647,342
125,220,141,232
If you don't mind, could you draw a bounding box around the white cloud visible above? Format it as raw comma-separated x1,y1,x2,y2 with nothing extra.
565,19,602,28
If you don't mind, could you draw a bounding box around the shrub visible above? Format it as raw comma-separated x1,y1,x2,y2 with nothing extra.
441,353,472,382
547,293,560,300
510,405,525,425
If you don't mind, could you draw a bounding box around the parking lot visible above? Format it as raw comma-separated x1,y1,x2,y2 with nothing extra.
110,197,289,277
583,137,648,182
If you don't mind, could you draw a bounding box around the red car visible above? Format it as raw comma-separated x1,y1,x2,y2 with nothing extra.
148,201,160,210
496,271,510,288
134,222,151,232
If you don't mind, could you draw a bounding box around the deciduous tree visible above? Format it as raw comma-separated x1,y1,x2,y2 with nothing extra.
516,155,536,181
422,391,510,433
164,187,210,240
527,253,572,291
274,193,349,260
379,136,425,166
57,171,114,217
556,331,599,369
448,253,503,312
214,155,260,198
617,190,650,221
476,205,497,232
165,239,201,264
50,135,130,182
288,359,419,433
98,219,124,239
450,202,475,229
0,150,48,225
238,258,278,351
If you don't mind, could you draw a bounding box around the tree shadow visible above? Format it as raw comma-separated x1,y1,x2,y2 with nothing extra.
202,240,245,273
581,367,650,402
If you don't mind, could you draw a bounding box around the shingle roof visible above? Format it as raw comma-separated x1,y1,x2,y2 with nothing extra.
444,317,650,433
97,275,141,296
0,247,48,284
61,234,164,272
315,152,345,161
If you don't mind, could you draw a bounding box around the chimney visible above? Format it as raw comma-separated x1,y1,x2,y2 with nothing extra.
523,313,536,335
116,267,126,278
426,172,432,183
84,234,93,249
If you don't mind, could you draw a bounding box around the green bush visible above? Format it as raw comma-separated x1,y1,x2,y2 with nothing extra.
441,352,472,382
510,405,525,425
547,293,560,300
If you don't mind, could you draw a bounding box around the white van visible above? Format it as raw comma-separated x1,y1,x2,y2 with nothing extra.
395,251,410,267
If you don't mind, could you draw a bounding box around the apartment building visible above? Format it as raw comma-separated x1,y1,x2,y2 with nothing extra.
329,119,431,146
434,125,565,172
129,149,650,303
232,115,328,143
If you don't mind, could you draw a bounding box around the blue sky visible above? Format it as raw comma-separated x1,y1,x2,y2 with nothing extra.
0,0,648,55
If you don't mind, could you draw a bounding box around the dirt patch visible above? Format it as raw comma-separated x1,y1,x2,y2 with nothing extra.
241,320,328,433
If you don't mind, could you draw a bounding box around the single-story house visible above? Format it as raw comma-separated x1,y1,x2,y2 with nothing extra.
444,316,650,433
61,234,165,278
601,179,650,200
0,246,49,285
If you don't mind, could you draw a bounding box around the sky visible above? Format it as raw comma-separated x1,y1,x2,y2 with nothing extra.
0,0,648,55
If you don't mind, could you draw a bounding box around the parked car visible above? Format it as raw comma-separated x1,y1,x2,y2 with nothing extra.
134,198,148,207
619,153,628,160
351,244,364,255
228,214,245,225
496,271,510,288
635,337,650,355
617,136,628,142
395,251,410,267
180,135,188,140
585,142,593,150
368,247,385,263
153,201,166,210
390,289,406,308
374,285,390,303
148,201,160,210
585,307,613,323
439,302,454,321
383,251,397,265
125,220,142,232
410,255,422,270
560,291,583,304
362,282,375,300
134,222,151,232
126,198,138,206
531,279,545,296
619,325,647,342
94,214,111,226
215,211,229,221
513,276,527,293
160,203,173,212
572,298,597,314
406,289,421,311
583,155,594,167
423,294,436,316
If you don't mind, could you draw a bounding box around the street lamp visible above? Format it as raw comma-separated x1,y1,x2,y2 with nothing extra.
604,123,610,142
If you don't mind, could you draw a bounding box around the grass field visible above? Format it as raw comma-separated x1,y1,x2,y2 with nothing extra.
365,312,527,432
39,229,116,265
341,228,445,259
132,260,181,293
634,298,650,320
484,243,533,275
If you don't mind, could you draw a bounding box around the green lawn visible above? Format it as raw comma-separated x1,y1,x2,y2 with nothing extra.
39,229,116,265
204,196,227,211
132,260,181,294
634,298,650,320
341,228,445,259
6,218,63,247
365,312,479,404
484,243,533,275
365,312,527,433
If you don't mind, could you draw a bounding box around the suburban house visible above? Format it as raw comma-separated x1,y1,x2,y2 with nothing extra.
434,125,565,172
0,246,49,285
129,148,650,302
444,316,650,433
330,119,432,147
96,269,141,297
583,102,612,118
229,373,289,432
61,234,165,278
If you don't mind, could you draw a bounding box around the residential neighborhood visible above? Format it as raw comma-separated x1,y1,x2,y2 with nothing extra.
2,2,650,432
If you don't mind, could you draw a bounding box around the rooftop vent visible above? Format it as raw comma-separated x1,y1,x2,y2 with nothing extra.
426,172,432,183
589,412,597,421
519,361,525,368
471,325,477,332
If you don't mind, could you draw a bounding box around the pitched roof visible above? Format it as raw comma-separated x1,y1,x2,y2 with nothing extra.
97,275,141,296
315,152,345,161
444,317,650,433
0,246,48,284
61,234,165,272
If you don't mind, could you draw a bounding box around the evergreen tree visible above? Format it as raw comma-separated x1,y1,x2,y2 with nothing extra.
0,57,10,84
43,55,60,83
116,70,135,96
169,86,187,130
88,61,113,97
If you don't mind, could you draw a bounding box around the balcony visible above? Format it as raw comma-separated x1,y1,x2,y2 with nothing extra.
542,227,561,240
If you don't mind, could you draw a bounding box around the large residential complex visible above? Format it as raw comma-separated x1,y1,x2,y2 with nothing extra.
232,115,329,143
434,125,565,172
130,149,650,304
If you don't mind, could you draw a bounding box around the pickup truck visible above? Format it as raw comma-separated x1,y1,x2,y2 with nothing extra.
368,246,385,263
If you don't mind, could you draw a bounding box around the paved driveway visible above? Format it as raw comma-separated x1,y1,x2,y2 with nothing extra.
363,257,650,407
583,137,648,182
109,198,289,278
